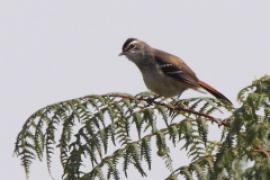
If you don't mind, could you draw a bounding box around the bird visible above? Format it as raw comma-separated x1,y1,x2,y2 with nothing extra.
119,38,232,104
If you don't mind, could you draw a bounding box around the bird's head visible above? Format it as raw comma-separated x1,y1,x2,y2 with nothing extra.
119,38,151,64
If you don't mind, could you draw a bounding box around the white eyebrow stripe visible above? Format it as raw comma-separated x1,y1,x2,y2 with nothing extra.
167,70,182,74
129,40,139,45
128,40,139,48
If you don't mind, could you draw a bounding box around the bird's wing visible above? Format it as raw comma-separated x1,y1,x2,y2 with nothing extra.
153,49,199,87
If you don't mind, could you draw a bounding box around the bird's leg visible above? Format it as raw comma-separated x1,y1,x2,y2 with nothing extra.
144,94,161,107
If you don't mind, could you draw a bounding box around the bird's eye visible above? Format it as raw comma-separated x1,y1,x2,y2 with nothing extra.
129,44,137,50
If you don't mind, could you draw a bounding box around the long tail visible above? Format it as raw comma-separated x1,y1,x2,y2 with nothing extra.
197,80,232,105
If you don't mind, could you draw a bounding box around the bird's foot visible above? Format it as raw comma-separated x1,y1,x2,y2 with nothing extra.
144,95,161,107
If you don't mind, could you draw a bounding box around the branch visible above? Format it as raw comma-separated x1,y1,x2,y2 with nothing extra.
88,93,229,127
254,146,270,158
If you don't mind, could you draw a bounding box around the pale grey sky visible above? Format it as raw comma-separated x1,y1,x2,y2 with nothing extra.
1,0,270,180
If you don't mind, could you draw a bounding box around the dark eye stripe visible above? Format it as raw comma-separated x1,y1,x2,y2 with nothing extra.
127,44,136,50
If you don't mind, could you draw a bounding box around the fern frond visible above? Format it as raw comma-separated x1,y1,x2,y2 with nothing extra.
15,76,270,180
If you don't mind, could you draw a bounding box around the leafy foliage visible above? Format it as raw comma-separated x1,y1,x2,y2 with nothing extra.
15,75,270,179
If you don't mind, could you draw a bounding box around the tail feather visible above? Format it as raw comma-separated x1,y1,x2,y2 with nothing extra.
197,80,232,105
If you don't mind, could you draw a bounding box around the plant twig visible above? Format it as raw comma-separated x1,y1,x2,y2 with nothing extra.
254,146,270,158
91,93,229,127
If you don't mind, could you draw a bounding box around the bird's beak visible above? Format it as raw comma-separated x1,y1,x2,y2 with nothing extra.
119,52,125,56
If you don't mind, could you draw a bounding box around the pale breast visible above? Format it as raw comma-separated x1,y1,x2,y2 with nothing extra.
141,66,187,98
